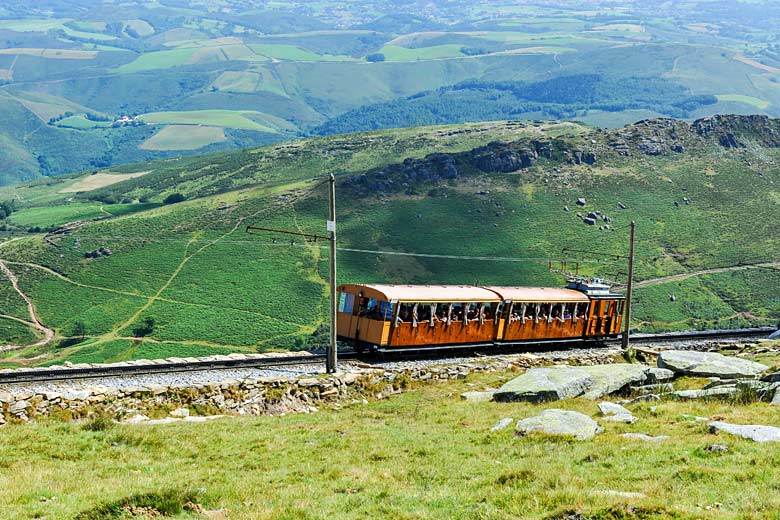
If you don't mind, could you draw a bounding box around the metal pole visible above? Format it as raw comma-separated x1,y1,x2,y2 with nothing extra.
622,221,635,349
327,174,338,373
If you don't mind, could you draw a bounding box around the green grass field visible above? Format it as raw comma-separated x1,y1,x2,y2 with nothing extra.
716,94,771,110
4,369,780,518
139,125,226,151
53,115,112,130
138,110,277,132
377,44,466,61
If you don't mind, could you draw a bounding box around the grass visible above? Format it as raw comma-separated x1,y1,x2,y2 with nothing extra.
716,94,771,110
138,110,278,132
139,125,226,151
52,114,112,129
3,370,780,518
377,44,466,62
7,202,156,228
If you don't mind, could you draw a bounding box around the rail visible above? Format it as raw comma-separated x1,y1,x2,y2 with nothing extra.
0,327,774,384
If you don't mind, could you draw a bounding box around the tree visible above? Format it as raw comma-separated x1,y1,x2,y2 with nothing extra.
366,53,386,62
71,321,86,341
133,316,156,337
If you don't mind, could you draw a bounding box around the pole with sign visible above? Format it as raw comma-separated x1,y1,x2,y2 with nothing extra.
327,174,338,373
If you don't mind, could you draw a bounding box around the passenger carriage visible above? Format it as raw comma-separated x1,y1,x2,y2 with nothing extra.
336,281,624,352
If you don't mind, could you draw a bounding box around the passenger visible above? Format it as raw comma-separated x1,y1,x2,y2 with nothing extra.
483,308,493,321
398,308,410,323
551,308,560,320
564,310,572,319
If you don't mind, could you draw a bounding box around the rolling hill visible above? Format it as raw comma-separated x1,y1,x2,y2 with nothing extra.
3,1,780,184
1,115,780,368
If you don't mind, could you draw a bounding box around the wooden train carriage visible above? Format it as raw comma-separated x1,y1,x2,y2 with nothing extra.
336,282,625,351
487,287,592,342
337,284,502,350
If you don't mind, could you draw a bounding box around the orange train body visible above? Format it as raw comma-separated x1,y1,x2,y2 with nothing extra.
336,282,624,351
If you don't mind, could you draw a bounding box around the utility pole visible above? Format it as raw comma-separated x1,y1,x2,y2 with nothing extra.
245,175,338,374
326,173,338,373
622,221,636,350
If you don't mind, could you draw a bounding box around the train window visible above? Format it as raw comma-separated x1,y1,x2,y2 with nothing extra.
338,292,355,314
617,301,625,315
397,303,413,323
605,301,613,316
451,304,464,322
564,303,575,320
358,298,379,318
379,301,393,321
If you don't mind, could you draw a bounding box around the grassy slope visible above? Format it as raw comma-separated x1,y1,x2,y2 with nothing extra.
4,368,780,518
1,118,780,364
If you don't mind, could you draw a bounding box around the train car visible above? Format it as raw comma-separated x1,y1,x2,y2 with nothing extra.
336,280,625,352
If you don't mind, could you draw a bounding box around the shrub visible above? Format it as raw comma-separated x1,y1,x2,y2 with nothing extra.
366,53,385,62
163,193,186,204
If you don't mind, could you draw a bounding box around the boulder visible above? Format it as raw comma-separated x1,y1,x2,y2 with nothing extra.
710,421,780,442
645,368,675,384
580,364,648,400
620,433,669,442
515,409,602,440
601,413,637,424
10,400,29,415
773,388,780,406
493,366,593,403
170,407,190,418
597,402,631,416
491,418,514,432
633,383,674,395
460,391,495,402
658,350,768,378
705,444,729,452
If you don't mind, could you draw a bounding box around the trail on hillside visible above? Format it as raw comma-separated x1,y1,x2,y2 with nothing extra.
0,260,54,350
635,261,780,288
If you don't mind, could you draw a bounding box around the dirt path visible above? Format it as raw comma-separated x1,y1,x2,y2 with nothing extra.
0,260,54,350
635,261,780,288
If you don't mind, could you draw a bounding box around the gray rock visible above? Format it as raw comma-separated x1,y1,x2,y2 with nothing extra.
620,433,669,442
580,364,648,400
10,400,29,415
645,368,675,384
170,407,190,418
491,418,514,432
658,350,768,378
460,390,495,402
673,387,736,399
515,409,602,440
705,444,729,452
710,421,780,442
773,388,780,406
598,402,631,416
601,413,637,424
493,366,594,403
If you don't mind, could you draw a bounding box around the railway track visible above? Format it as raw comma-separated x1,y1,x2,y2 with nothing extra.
0,327,774,384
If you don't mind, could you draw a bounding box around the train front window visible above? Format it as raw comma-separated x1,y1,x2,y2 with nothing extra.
338,292,355,314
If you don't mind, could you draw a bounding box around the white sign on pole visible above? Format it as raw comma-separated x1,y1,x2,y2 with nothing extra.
326,220,336,232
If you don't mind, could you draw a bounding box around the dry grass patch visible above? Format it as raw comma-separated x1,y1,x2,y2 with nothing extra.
61,171,152,193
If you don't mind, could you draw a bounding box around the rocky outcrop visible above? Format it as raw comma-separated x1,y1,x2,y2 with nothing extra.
515,409,602,440
658,350,768,378
580,364,648,399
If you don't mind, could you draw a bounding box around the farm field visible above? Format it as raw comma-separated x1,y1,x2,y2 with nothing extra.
139,125,226,151
1,117,780,364
138,110,279,132
4,370,780,518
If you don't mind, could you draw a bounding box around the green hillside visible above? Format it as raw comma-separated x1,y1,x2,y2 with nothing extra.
1,116,780,367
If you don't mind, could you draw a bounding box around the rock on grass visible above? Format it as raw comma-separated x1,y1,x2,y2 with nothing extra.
710,421,780,442
515,409,602,440
658,351,768,379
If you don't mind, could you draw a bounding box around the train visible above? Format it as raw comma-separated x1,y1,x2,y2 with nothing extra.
336,279,625,353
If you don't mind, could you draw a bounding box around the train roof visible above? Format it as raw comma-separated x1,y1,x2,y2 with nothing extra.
485,287,590,303
338,284,501,302
339,284,595,303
